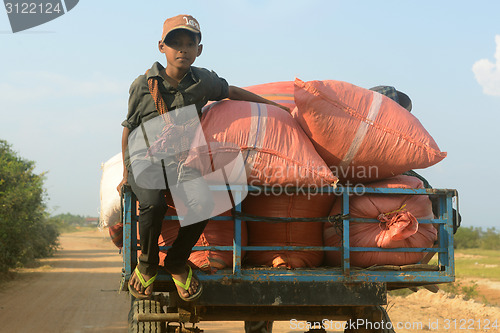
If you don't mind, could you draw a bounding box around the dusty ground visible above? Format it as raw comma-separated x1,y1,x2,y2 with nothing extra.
0,229,499,333
0,229,128,333
387,290,500,333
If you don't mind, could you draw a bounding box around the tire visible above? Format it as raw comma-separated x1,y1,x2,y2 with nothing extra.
343,306,395,333
128,298,165,333
244,321,273,333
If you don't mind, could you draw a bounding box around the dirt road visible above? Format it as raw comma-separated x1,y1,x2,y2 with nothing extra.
0,229,128,332
1,229,499,333
0,229,297,333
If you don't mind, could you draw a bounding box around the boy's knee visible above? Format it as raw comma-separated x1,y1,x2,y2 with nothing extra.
139,200,168,218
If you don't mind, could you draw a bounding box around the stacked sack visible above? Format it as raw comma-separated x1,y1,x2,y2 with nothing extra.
245,81,296,111
323,175,437,267
293,78,446,183
191,100,338,268
99,153,125,248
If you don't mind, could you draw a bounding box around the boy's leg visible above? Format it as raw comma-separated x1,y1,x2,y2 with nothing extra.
164,166,214,297
164,219,209,272
127,169,167,295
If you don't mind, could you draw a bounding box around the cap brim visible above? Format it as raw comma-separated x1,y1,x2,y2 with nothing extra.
163,26,201,42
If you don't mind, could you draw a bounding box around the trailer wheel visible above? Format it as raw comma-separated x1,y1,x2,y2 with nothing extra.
344,306,395,333
244,320,273,333
128,297,165,333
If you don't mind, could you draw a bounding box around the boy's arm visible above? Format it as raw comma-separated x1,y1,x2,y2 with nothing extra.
117,127,130,194
228,86,290,113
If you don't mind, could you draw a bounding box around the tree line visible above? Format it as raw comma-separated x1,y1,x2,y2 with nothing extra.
0,140,60,272
0,140,101,272
454,226,500,250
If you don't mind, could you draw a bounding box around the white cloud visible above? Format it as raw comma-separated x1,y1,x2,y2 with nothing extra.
472,35,500,96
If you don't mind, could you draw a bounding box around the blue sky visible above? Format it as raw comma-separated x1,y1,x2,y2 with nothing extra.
1,1,499,228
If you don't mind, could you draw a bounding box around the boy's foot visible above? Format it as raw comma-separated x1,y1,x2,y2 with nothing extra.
169,265,203,301
128,267,157,299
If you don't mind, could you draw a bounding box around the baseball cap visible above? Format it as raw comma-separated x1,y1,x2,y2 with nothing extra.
369,85,412,112
162,15,201,43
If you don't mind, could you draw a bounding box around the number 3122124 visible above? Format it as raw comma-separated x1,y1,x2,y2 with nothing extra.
5,2,62,14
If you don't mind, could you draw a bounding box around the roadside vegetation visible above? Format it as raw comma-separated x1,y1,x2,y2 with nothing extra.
0,140,59,273
49,213,98,233
0,140,98,274
390,227,500,305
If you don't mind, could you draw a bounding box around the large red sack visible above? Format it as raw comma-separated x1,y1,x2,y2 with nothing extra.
324,175,437,267
109,223,123,248
294,79,447,183
244,193,334,268
188,100,337,187
244,81,296,111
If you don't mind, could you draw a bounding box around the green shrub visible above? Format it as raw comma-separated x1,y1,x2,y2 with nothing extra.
441,281,479,301
479,228,500,250
0,140,60,272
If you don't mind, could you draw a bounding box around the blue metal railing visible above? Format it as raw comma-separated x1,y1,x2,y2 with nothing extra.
122,186,457,284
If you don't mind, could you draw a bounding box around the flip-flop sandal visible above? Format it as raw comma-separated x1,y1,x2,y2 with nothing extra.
171,265,203,302
128,267,157,300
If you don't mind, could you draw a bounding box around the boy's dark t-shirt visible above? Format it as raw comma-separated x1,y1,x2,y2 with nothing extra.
122,62,229,168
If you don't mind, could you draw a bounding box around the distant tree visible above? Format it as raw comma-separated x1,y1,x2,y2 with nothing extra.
49,213,90,232
52,213,87,226
0,140,59,272
479,227,500,250
454,227,481,249
454,226,500,250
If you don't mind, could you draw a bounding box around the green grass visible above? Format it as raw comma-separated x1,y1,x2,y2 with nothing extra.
454,249,500,281
388,282,482,302
391,249,500,304
427,249,500,281
440,281,481,301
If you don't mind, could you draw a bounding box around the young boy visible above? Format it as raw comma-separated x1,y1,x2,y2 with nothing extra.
118,14,289,301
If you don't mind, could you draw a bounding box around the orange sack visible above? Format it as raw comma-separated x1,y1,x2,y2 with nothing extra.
294,79,447,182
108,223,124,248
244,81,296,111
188,100,337,187
323,175,437,267
244,193,334,268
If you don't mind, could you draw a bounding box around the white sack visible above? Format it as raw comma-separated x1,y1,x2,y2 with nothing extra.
99,153,123,228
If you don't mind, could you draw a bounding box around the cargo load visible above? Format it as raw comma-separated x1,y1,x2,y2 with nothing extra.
244,81,296,111
243,192,334,268
187,100,338,187
324,175,437,267
294,78,447,183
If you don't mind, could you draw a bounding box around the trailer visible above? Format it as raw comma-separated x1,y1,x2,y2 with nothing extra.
120,185,458,333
